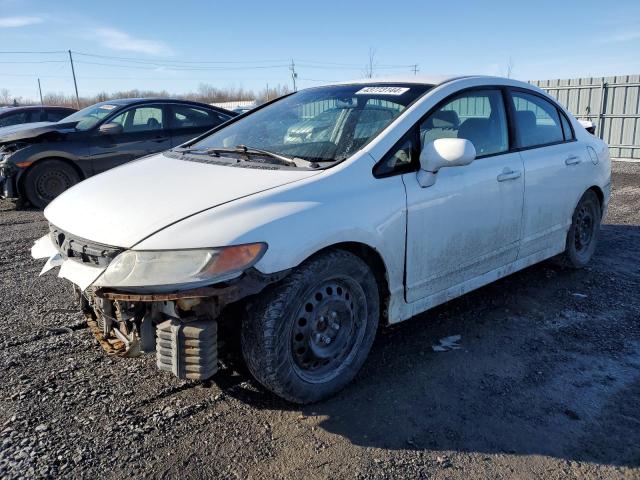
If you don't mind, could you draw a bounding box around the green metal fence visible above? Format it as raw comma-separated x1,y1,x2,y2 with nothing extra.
531,75,640,160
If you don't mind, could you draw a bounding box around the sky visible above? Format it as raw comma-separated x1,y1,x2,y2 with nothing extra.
1,0,640,101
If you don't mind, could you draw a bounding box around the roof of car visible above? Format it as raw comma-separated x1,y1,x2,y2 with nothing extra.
98,98,223,107
330,75,464,86
0,105,76,113
328,75,537,90
91,98,234,114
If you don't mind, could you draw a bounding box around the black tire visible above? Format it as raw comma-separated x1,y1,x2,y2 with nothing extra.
557,190,601,268
241,250,379,404
23,159,80,209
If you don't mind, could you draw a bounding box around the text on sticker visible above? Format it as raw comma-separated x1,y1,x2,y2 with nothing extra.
355,87,410,95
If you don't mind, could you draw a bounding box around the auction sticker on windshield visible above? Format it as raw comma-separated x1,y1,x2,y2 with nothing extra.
99,105,117,110
355,86,410,95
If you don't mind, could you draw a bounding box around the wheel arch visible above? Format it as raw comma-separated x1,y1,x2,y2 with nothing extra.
302,241,391,324
17,156,85,198
587,185,605,215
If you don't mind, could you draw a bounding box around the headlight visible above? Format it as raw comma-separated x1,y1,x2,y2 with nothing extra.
94,243,266,288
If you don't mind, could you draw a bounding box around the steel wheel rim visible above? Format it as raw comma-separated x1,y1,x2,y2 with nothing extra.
36,170,70,200
574,204,594,253
291,277,367,384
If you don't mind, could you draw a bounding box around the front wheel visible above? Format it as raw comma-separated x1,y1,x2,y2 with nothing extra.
558,190,601,268
23,159,80,209
241,250,379,404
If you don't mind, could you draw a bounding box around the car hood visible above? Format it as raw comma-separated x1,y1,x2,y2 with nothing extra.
44,152,321,248
0,121,76,143
0,121,53,138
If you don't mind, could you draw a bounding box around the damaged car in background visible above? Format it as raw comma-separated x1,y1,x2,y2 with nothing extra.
32,76,611,403
0,98,235,208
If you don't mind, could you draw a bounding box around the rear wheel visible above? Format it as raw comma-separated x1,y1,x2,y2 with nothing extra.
557,190,601,268
241,250,379,404
23,159,80,208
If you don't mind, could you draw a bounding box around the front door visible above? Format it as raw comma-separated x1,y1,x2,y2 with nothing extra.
89,104,170,173
403,88,524,302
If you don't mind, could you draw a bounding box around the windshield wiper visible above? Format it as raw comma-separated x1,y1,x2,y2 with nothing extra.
178,145,316,168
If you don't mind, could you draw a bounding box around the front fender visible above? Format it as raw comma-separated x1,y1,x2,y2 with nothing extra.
10,142,84,166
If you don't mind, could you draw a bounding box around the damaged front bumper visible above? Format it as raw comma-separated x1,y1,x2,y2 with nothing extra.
32,232,285,381
0,161,17,199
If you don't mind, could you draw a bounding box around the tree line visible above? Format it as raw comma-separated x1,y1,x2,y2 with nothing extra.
0,83,291,108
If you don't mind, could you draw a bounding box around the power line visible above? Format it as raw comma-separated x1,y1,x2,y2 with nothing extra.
72,51,289,65
0,60,66,64
0,50,66,54
74,60,290,71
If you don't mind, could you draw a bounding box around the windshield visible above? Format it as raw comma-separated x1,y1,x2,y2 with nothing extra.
59,102,122,131
190,84,430,163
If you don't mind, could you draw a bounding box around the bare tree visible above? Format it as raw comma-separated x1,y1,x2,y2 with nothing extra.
506,57,515,78
363,47,377,79
0,88,10,106
10,84,275,108
255,84,291,105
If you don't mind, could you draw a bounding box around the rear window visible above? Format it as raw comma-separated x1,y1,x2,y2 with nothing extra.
171,105,225,129
0,111,29,127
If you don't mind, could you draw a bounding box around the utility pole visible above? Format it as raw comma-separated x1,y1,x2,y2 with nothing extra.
289,59,297,92
266,83,269,101
68,50,80,108
37,78,43,104
411,64,419,75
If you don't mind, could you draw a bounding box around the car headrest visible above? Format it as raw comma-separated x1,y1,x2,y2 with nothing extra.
516,111,536,131
458,117,490,137
457,118,492,153
425,110,460,129
147,118,161,129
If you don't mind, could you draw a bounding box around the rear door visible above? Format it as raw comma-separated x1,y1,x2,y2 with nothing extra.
403,88,524,302
89,104,170,173
508,89,589,258
168,105,231,147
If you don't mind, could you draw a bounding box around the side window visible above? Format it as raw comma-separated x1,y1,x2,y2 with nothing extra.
560,112,574,141
511,91,564,147
374,137,414,177
109,106,164,133
0,111,29,127
419,89,508,157
46,110,71,122
171,106,222,129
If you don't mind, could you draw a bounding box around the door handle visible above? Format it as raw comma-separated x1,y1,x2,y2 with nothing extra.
497,170,521,182
152,136,169,143
565,155,581,165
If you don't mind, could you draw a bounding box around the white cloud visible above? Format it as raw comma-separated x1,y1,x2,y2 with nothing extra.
94,27,171,55
602,31,640,43
0,16,43,28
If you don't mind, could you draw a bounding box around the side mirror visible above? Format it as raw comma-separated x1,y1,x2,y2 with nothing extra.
417,138,476,187
578,119,596,135
98,122,123,136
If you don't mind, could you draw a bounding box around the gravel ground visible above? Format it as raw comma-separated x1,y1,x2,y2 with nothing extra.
1,162,639,479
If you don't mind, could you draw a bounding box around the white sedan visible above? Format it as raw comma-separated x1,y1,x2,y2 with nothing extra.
32,75,611,403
